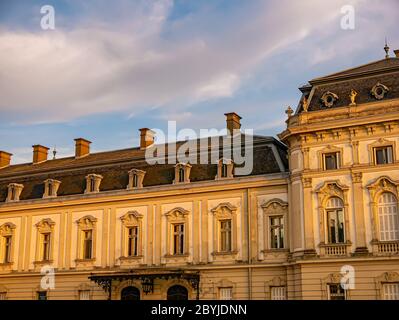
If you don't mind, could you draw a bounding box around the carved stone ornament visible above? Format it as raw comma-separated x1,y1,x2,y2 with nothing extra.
349,89,358,105
371,82,389,100
321,91,339,108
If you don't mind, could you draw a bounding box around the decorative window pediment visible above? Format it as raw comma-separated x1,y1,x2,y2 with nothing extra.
367,176,399,201
315,180,349,206
261,199,288,214
211,203,237,217
76,215,97,229
84,174,103,194
120,211,143,226
35,218,55,233
321,91,339,108
173,163,191,184
371,82,389,100
215,158,234,180
0,223,16,237
43,179,61,199
127,169,146,190
6,183,24,202
165,207,190,221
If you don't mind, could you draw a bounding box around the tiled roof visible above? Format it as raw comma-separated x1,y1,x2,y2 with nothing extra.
0,135,287,202
296,57,399,114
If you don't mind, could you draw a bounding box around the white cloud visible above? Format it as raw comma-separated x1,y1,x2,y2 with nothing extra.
0,0,397,126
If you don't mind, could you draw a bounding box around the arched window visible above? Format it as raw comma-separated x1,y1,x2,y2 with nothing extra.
121,286,140,300
378,192,399,241
167,285,188,300
326,197,345,244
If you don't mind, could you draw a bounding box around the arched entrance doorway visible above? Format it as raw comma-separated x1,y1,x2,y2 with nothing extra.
167,285,188,300
121,286,140,300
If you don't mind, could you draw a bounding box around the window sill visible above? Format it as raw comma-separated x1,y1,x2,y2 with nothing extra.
75,258,96,265
33,260,54,265
119,255,143,260
164,254,189,258
0,262,13,267
262,249,289,253
212,251,238,256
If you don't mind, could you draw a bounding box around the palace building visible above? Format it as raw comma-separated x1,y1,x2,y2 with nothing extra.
0,48,399,300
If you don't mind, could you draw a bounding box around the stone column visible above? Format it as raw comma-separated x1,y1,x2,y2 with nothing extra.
351,172,369,254
302,177,316,255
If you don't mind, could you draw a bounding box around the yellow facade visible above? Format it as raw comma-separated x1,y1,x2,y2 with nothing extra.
0,53,399,300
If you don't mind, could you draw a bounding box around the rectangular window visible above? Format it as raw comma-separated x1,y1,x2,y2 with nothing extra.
270,216,284,249
132,174,138,188
37,291,47,300
79,290,90,300
48,183,53,197
324,152,340,170
328,284,346,300
178,168,185,183
10,187,16,201
4,236,12,263
173,224,185,255
83,230,93,259
271,286,286,300
90,178,96,192
0,292,6,300
42,233,51,261
374,146,393,165
383,283,399,300
127,226,139,256
327,210,345,243
219,287,233,300
221,163,228,178
220,220,232,252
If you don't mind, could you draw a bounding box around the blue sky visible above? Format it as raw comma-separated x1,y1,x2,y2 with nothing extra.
0,0,398,164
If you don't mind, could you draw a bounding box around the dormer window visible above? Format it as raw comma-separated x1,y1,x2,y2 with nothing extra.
321,91,339,108
371,83,389,100
43,179,61,199
85,174,103,194
6,183,24,202
173,163,191,184
216,158,234,180
127,169,146,190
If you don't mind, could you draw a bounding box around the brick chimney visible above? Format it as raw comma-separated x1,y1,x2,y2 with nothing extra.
0,151,12,169
74,138,91,158
139,128,155,150
225,112,242,135
394,49,399,58
32,145,49,164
